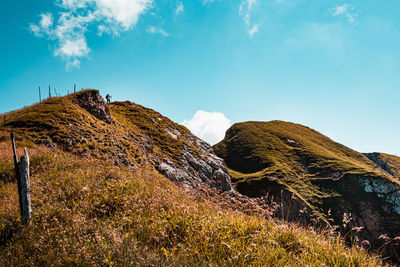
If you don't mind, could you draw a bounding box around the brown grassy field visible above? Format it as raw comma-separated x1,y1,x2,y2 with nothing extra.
0,138,385,266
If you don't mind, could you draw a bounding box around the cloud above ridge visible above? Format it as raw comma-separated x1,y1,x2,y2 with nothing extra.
183,111,231,145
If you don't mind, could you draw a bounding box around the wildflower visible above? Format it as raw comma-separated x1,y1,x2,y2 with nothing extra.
299,207,307,215
342,213,352,228
114,196,118,199
351,226,364,233
378,234,390,242
101,204,106,207
194,250,199,255
361,240,370,247
378,234,390,241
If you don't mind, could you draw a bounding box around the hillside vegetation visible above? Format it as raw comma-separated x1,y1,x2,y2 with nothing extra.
214,121,400,262
0,92,390,265
214,121,395,181
0,139,383,266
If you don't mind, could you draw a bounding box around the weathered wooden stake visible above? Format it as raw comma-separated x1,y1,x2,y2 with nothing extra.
49,85,51,98
11,133,32,223
11,133,23,220
19,148,31,223
74,84,76,93
39,86,42,103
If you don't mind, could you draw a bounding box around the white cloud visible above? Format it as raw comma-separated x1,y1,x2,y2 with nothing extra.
147,26,170,36
40,13,54,29
249,24,260,37
183,111,231,145
329,4,358,24
239,0,261,37
56,38,90,57
175,1,184,17
30,0,153,70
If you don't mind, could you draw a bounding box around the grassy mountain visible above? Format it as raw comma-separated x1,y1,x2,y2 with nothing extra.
1,90,233,192
0,139,381,266
0,92,389,265
214,121,400,261
213,121,394,181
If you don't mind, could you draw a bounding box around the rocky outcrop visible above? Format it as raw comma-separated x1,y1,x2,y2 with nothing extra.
72,90,113,124
156,133,234,194
365,152,400,179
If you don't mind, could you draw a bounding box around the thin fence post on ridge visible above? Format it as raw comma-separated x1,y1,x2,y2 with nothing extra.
49,85,51,98
39,86,41,103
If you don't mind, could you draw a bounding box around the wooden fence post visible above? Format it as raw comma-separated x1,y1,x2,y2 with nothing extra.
11,133,23,219
39,86,42,103
11,133,32,223
19,148,31,223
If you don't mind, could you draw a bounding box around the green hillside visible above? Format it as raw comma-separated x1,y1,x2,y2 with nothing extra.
214,121,394,182
0,93,386,265
214,121,400,262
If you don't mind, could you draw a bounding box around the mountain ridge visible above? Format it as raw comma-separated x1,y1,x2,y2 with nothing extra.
0,91,397,265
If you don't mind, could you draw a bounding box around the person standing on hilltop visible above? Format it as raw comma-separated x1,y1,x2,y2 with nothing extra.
106,94,111,104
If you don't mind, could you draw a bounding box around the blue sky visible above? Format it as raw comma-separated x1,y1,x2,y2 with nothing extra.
1,0,399,154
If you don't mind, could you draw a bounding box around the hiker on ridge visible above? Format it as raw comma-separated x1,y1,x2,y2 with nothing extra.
106,94,111,104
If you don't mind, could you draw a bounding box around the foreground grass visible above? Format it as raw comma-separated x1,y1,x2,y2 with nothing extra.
0,143,384,266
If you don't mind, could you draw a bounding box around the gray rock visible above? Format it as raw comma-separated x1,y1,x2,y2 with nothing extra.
157,163,191,182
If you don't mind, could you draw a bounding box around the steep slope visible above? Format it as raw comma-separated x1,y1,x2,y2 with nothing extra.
1,90,233,193
214,121,400,260
0,93,386,266
0,140,382,266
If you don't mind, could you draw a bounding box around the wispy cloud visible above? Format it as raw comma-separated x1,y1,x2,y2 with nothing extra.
175,1,184,17
183,111,231,145
147,26,170,37
239,0,261,37
30,0,153,70
329,4,358,25
249,24,260,37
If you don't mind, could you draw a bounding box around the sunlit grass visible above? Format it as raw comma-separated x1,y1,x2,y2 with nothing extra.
0,142,384,266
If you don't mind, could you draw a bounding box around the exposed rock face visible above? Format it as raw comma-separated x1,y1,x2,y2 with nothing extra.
365,152,400,180
156,135,234,194
72,90,113,124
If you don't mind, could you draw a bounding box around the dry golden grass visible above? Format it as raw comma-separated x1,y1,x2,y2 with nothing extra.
0,140,385,266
